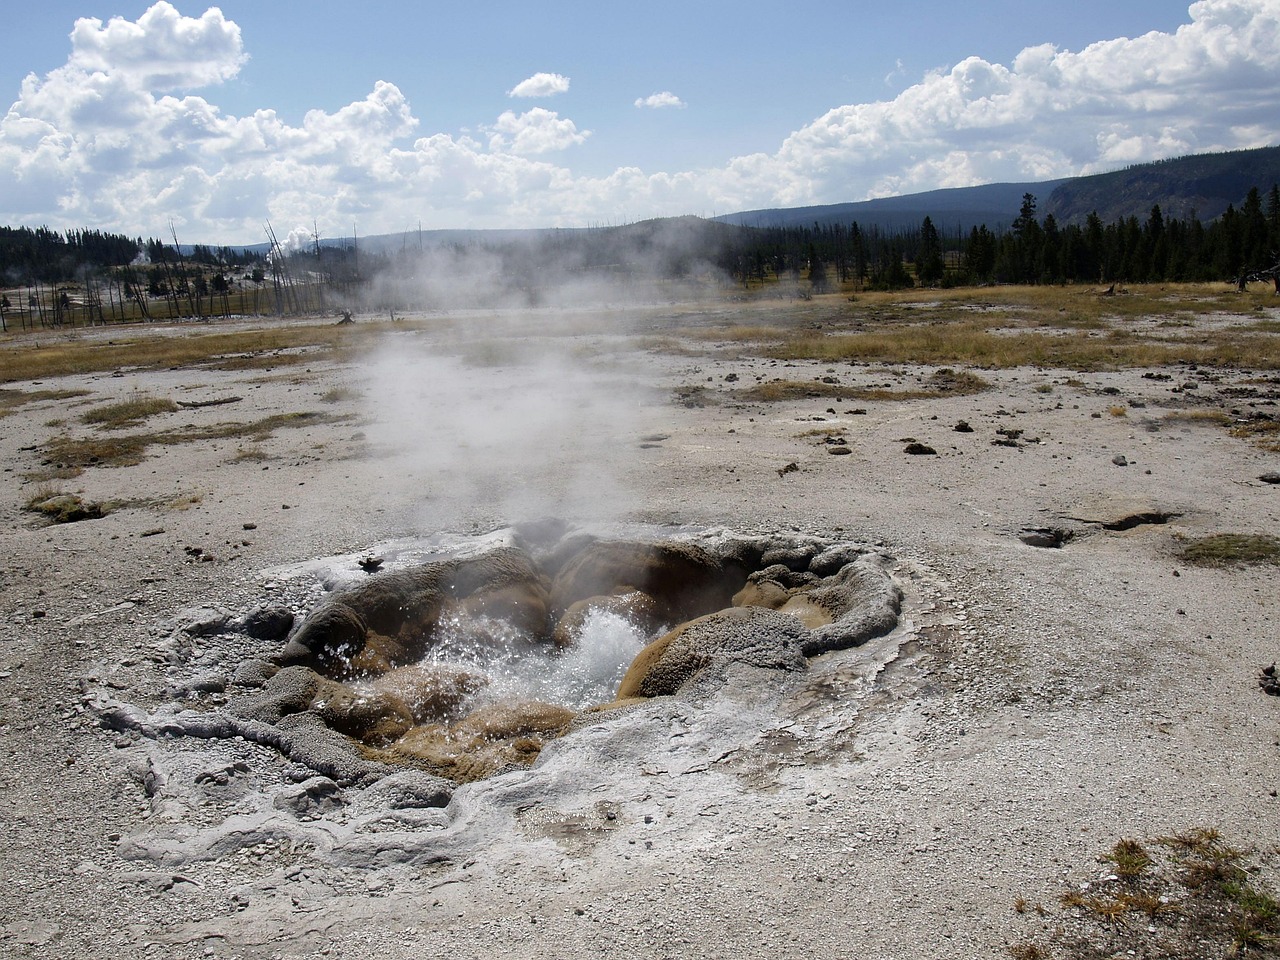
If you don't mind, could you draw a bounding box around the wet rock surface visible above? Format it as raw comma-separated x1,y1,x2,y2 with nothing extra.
85,525,910,876
111,527,905,790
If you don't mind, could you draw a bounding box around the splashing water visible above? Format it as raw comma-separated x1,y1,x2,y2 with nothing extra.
424,608,655,712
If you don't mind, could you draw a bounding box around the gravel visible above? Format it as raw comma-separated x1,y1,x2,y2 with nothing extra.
2,305,1279,959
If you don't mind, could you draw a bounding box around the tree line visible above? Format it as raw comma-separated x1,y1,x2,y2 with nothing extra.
724,184,1280,291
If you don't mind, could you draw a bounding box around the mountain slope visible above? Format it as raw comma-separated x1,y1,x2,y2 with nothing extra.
713,146,1280,232
1041,146,1280,223
713,181,1067,233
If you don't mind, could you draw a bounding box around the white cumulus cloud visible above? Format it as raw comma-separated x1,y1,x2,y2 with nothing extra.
689,0,1280,210
634,91,685,109
487,108,589,155
68,1,245,91
1,0,1279,239
507,72,571,98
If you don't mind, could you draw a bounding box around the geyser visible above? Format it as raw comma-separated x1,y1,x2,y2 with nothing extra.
222,524,904,788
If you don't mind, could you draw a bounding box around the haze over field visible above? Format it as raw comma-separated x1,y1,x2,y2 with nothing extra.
1,1,1278,243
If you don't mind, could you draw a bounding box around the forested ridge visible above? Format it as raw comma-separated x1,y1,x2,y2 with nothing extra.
723,185,1280,291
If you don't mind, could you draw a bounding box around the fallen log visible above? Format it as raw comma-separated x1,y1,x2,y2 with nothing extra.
177,396,243,409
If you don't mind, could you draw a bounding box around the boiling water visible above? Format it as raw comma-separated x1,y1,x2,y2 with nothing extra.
422,608,656,711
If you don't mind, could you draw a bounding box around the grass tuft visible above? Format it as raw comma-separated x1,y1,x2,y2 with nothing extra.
23,486,105,523
1007,943,1051,960
320,386,362,403
81,391,177,427
1232,417,1280,452
1032,828,1280,959
1104,839,1153,880
1176,534,1280,567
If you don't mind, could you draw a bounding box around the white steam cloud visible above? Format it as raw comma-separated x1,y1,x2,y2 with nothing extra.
360,333,650,533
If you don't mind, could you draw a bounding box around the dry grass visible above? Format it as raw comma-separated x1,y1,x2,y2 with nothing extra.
1162,409,1231,425
668,285,1280,372
1176,533,1280,567
739,367,989,403
320,386,362,403
81,392,178,427
1232,417,1280,452
42,410,347,471
1104,838,1154,879
797,426,847,438
43,433,152,469
0,387,90,416
1024,828,1280,959
0,322,375,384
764,322,1279,371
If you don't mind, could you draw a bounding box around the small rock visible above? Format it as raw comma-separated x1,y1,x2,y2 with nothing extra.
1259,472,1280,484
828,446,852,456
1112,455,1129,466
231,658,278,688
240,604,294,641
777,462,799,477
953,420,974,433
904,443,937,456
169,606,233,637
274,777,343,818
1260,663,1280,697
1019,527,1073,548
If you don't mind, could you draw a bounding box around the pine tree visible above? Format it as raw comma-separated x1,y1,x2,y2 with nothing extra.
917,216,944,285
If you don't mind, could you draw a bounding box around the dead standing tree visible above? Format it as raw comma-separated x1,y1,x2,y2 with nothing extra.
264,221,301,315
1236,254,1280,293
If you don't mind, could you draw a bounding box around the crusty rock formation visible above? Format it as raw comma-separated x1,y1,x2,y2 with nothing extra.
616,606,809,698
219,529,902,788
275,547,551,678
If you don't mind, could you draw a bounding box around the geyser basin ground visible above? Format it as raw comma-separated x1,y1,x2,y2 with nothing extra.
94,523,919,871
6,292,1280,959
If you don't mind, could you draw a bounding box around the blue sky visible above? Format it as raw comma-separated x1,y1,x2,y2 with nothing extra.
1,1,1276,244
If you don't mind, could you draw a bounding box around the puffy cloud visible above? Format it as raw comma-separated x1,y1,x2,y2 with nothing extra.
634,91,686,109
1,0,1280,240
68,2,245,91
507,72,571,98
486,108,589,155
692,0,1280,210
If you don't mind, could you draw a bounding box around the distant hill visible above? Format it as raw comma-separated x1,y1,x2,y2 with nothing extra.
713,180,1068,234
712,146,1280,233
1040,146,1280,223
